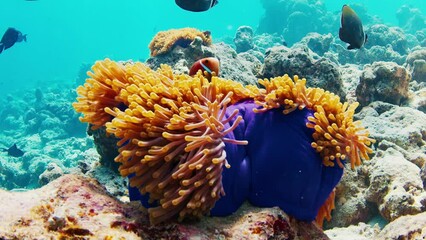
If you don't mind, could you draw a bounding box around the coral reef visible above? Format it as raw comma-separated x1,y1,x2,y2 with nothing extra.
366,24,409,55
365,148,426,222
325,222,380,240
260,45,346,100
0,85,93,190
257,0,337,45
416,30,426,47
356,61,411,107
332,42,407,66
408,81,426,113
253,33,286,55
324,101,426,233
237,51,263,77
233,26,254,53
148,28,212,57
406,48,426,66
338,64,363,102
0,175,144,239
299,33,333,56
396,5,426,34
212,43,259,85
376,211,426,239
38,162,64,186
359,102,425,158
411,59,426,82
0,174,330,239
311,22,423,66
324,167,374,229
405,48,426,82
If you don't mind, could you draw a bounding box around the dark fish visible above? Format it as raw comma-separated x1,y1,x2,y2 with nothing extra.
189,57,220,81
35,88,43,102
339,5,367,50
0,28,27,54
175,0,218,12
2,144,24,157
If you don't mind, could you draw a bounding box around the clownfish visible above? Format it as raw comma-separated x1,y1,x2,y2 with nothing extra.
339,5,367,50
189,57,220,81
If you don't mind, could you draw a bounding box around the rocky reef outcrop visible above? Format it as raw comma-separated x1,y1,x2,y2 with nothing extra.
0,174,330,239
356,61,411,107
260,45,346,99
406,48,426,82
233,26,255,53
324,101,426,232
396,5,426,34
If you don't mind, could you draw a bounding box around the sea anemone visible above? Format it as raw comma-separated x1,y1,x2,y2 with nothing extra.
252,75,375,170
73,59,374,226
104,62,250,224
72,59,131,129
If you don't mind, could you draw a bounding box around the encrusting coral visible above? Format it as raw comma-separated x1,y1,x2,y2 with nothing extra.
148,28,212,57
73,58,374,226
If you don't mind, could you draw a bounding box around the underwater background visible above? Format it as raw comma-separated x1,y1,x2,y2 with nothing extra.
1,0,426,239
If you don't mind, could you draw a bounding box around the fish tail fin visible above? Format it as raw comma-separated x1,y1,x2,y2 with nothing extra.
23,34,27,42
365,34,368,44
0,43,3,53
211,0,218,8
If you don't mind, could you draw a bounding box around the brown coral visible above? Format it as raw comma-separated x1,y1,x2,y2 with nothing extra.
148,28,212,57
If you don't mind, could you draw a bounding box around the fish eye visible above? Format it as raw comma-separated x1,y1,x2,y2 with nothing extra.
204,59,209,63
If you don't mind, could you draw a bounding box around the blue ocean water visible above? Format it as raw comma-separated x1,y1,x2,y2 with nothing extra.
0,0,424,92
0,0,264,91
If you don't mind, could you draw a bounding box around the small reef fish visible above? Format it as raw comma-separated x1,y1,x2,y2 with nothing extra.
0,28,27,54
339,4,367,50
189,57,220,81
175,0,218,12
2,143,24,157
